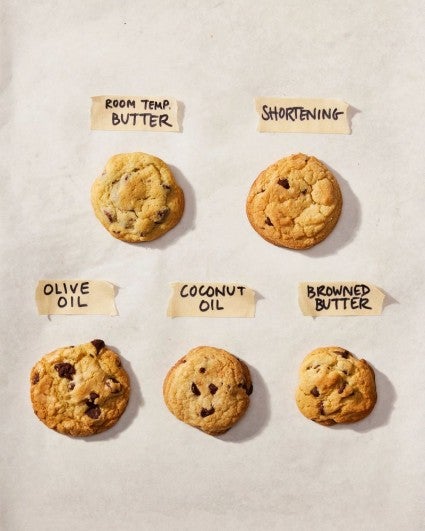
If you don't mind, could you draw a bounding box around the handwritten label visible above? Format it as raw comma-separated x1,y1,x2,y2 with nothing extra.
298,282,385,317
36,280,117,315
167,283,256,318
91,95,180,131
255,98,350,134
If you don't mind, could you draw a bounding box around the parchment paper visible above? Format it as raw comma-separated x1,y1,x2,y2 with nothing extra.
1,2,424,530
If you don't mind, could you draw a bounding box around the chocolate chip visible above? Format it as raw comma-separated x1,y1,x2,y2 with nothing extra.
54,363,76,380
85,392,99,409
338,382,347,394
91,339,105,353
103,210,114,222
208,383,218,395
86,406,101,419
105,377,122,393
153,207,170,223
200,407,215,418
265,217,273,226
199,367,206,373
301,189,307,195
310,386,320,397
191,382,201,396
31,372,39,385
319,402,325,416
278,178,290,189
336,350,350,358
238,382,253,395
162,184,171,190
68,383,75,391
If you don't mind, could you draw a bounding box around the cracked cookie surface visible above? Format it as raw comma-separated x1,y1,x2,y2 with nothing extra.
163,346,253,435
295,346,377,425
91,152,184,242
30,340,130,436
246,153,342,249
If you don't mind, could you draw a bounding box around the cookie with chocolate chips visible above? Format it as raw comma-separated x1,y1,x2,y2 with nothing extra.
30,340,130,436
91,152,184,242
246,153,342,249
295,347,377,425
163,346,253,435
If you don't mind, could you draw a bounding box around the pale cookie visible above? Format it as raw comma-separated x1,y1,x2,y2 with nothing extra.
91,152,184,243
30,340,130,436
295,347,377,425
246,153,342,249
163,346,253,435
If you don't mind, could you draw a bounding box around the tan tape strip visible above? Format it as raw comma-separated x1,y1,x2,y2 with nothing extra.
91,95,180,131
36,280,117,316
167,283,256,318
298,282,385,316
255,98,350,134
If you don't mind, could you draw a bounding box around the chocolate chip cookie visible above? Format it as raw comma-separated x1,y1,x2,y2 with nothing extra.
163,346,253,435
91,152,184,242
295,347,377,425
30,340,130,436
246,153,342,249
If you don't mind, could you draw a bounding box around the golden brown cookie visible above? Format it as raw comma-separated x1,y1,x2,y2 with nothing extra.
295,346,377,425
163,346,253,435
246,153,342,249
91,152,184,242
30,340,130,436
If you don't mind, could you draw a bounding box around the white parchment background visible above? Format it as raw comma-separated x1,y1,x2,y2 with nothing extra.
1,2,424,530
